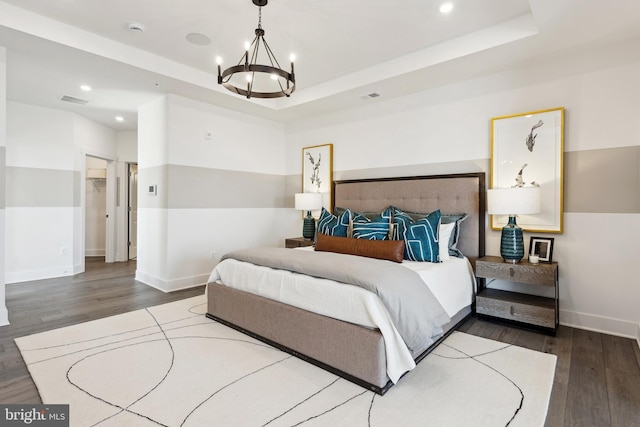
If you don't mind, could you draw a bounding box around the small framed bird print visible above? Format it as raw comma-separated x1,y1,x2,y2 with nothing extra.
302,143,333,216
490,107,564,233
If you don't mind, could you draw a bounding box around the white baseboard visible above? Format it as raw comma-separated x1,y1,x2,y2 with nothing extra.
6,266,75,284
135,270,208,293
0,305,9,327
560,309,638,340
73,263,84,275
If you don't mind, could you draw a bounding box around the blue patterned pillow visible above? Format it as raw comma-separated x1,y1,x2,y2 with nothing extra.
352,218,390,240
396,208,441,262
406,209,466,254
352,207,392,240
317,208,350,237
390,206,414,241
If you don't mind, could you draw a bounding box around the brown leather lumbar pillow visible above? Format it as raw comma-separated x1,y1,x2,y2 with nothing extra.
315,232,404,263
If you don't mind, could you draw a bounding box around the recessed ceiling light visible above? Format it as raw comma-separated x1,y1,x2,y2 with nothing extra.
80,84,91,92
439,2,454,14
115,116,124,122
186,32,211,46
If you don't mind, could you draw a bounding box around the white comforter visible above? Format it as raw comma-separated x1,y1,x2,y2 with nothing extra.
207,249,475,383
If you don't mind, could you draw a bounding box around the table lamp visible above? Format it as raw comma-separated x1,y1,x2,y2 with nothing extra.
295,193,323,239
487,187,540,263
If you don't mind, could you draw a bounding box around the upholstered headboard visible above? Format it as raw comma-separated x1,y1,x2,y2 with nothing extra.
333,173,486,266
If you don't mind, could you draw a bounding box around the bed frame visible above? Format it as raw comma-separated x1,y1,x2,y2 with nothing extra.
206,172,486,395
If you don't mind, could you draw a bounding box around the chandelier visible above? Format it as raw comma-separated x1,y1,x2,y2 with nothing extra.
216,0,295,99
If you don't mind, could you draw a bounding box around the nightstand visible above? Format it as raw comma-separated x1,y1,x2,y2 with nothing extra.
285,237,314,248
475,256,558,335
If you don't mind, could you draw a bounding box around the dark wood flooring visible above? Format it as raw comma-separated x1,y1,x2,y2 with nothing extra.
0,257,204,404
458,318,640,427
1,258,639,426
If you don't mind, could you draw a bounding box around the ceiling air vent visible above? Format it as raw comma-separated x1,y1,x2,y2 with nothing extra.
360,92,381,100
59,95,89,105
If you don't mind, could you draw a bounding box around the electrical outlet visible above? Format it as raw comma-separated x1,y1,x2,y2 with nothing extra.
204,130,213,142
210,251,216,259
59,246,67,255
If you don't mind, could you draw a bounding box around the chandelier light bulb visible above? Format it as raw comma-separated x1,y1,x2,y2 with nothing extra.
244,41,251,51
289,53,296,63
215,56,223,65
246,74,252,82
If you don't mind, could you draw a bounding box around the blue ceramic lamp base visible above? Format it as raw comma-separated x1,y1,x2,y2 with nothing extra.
500,215,524,263
302,212,315,239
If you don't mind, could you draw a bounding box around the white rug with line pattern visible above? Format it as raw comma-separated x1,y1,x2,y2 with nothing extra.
15,295,556,427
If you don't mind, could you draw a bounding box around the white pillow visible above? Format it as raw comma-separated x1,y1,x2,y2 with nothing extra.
438,222,455,262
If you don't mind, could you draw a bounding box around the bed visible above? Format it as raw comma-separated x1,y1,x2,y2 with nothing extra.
206,172,486,395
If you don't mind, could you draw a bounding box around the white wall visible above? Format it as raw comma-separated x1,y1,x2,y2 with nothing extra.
285,47,640,339
116,131,138,163
5,102,117,283
0,47,8,325
6,103,77,282
136,94,294,292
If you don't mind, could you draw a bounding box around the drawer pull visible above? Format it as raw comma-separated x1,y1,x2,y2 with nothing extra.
510,268,515,277
510,306,515,315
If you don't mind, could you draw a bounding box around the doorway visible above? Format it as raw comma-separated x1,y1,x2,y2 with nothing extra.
85,156,108,258
128,163,138,260
80,152,117,273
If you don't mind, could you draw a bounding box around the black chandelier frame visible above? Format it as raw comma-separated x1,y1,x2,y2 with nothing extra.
217,0,295,99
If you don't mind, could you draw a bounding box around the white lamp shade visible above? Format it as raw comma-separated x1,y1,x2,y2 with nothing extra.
295,193,323,211
487,187,540,215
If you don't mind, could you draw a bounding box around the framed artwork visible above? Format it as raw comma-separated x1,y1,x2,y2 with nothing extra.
529,236,554,262
302,144,333,215
491,107,564,233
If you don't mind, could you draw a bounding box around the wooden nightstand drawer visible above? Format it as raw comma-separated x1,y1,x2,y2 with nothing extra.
285,237,314,248
476,289,556,329
476,256,557,287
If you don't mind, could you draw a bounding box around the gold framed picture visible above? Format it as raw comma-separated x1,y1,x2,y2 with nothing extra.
302,143,333,215
491,107,564,233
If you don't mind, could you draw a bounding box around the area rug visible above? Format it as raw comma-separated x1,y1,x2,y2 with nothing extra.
16,295,556,427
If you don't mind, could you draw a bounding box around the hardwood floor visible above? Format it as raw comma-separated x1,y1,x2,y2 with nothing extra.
0,257,204,404
458,318,640,427
1,259,639,426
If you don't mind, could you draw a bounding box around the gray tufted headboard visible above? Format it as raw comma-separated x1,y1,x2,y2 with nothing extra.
333,173,486,266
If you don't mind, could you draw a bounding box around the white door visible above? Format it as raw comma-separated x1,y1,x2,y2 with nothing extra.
128,163,138,260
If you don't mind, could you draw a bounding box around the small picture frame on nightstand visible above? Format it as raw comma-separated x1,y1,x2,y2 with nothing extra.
529,237,554,262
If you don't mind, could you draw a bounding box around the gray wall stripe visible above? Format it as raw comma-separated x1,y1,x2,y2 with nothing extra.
6,167,79,208
139,165,286,209
295,147,639,215
565,146,639,214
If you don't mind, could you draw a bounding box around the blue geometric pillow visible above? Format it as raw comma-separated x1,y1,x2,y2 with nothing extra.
390,206,415,241
352,217,391,240
401,209,441,262
352,207,392,240
317,208,350,237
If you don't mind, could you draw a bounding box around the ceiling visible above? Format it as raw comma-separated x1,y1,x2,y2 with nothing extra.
1,0,640,131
